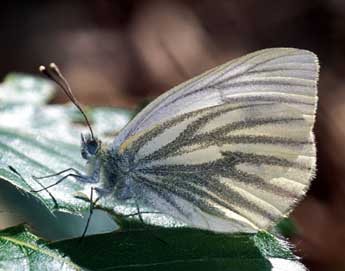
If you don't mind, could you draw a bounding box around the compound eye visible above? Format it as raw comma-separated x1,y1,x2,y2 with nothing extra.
87,140,98,155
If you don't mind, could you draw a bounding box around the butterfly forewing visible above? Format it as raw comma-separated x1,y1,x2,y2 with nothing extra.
113,48,318,232
114,48,317,145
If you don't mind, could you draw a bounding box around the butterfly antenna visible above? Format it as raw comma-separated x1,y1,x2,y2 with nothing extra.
8,165,59,209
39,63,95,140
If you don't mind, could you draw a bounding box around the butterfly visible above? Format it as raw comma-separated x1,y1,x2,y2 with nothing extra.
37,47,319,234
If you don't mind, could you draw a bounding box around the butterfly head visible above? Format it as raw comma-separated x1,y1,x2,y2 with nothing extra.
81,133,101,160
39,63,100,161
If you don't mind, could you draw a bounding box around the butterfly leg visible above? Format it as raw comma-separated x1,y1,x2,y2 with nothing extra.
8,165,59,208
134,199,168,245
32,158,102,192
32,168,82,180
79,186,113,241
80,186,96,240
135,199,145,224
31,173,98,192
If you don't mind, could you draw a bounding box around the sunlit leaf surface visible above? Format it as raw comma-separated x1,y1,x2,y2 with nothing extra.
0,73,55,105
0,74,133,209
0,225,83,271
0,74,128,240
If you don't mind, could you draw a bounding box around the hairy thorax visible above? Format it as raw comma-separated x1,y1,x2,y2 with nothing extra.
101,146,134,201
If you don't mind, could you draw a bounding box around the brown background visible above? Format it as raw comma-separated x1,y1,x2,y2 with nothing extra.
1,1,345,270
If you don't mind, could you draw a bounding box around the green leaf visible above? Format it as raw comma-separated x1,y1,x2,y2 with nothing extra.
0,123,86,209
85,106,134,138
51,225,305,271
0,73,306,271
0,74,133,210
0,74,128,240
0,225,84,271
0,73,55,105
274,218,298,238
0,176,117,240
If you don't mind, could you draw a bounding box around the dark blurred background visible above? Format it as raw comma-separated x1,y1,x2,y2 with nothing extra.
1,1,345,270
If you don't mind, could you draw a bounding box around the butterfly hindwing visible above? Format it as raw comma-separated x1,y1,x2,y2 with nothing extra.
113,48,319,232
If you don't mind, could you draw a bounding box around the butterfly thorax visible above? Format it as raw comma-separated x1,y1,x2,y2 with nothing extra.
100,145,134,201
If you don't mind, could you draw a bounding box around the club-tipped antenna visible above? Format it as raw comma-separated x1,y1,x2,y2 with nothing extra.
39,63,95,140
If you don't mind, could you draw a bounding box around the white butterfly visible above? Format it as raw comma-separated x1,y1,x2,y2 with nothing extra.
39,48,319,233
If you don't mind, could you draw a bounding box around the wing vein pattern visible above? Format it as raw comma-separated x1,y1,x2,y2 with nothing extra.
111,48,319,232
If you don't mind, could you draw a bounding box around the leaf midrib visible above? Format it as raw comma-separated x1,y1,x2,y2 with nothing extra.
0,235,81,270
94,256,268,270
